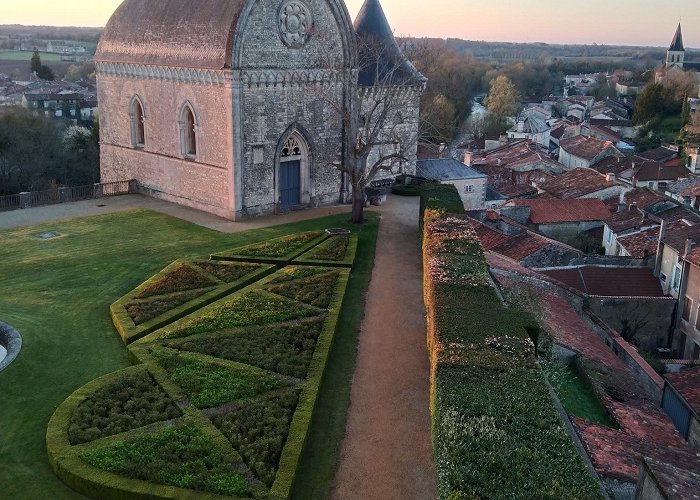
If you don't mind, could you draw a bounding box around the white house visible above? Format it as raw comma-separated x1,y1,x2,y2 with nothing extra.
416,158,488,210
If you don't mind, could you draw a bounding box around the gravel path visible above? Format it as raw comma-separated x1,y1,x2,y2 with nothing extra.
332,195,437,500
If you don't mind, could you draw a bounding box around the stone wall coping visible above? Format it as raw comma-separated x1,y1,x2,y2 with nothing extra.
0,321,22,372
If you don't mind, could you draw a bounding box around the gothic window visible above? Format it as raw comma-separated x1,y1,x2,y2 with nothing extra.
281,136,302,158
179,103,198,159
129,97,145,147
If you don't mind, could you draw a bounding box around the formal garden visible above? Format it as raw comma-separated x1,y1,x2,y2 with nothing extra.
0,209,378,500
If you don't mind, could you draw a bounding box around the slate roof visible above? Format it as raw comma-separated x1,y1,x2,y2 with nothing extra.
665,366,700,416
559,135,614,160
540,266,665,297
95,0,246,69
416,159,487,181
511,198,611,224
354,0,426,87
539,168,614,199
509,114,549,134
670,23,685,52
620,163,688,183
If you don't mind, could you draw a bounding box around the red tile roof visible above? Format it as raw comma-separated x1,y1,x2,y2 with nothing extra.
540,266,665,297
642,457,700,499
617,227,661,259
620,163,689,183
490,232,548,260
622,187,667,210
511,198,611,224
637,146,679,162
560,135,614,160
665,366,700,416
539,168,615,199
606,206,646,232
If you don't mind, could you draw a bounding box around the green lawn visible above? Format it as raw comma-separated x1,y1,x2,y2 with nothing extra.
0,50,63,62
0,208,378,499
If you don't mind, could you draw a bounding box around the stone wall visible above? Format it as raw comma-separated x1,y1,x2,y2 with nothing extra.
97,71,235,217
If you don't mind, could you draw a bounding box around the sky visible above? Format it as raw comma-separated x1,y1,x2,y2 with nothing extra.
3,0,700,48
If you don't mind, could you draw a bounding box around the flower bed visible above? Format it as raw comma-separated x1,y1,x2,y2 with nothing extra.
423,208,602,499
211,231,328,264
47,243,351,500
292,234,358,268
110,260,275,344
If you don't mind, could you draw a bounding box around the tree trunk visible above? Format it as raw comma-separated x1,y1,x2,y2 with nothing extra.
351,180,365,224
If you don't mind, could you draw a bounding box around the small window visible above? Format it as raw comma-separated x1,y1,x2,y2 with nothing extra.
660,272,667,282
464,185,474,193
179,104,198,159
130,97,145,147
672,265,682,291
683,296,692,322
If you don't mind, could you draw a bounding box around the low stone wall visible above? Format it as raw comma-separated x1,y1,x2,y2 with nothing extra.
0,321,22,372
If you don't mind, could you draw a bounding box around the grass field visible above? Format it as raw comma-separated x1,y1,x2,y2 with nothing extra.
0,50,63,62
0,208,378,499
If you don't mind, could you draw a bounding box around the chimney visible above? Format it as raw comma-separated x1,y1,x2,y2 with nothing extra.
464,152,473,166
628,201,637,212
606,173,616,183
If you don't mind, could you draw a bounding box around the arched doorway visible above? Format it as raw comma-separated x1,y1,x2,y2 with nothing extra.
277,132,310,209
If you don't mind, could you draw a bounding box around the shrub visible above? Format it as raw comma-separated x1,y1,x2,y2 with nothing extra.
150,348,288,409
135,264,216,299
302,236,349,262
167,318,325,379
391,184,420,196
212,388,301,487
265,270,340,308
161,291,320,339
194,261,265,283
218,231,325,259
68,370,181,445
125,289,210,325
424,213,602,499
80,425,251,497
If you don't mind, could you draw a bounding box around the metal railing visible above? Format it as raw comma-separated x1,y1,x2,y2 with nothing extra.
0,180,136,213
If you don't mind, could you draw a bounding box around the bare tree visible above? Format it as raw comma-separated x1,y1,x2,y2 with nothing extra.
311,31,427,223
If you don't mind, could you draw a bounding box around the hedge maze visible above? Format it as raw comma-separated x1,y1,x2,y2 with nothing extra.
47,230,356,500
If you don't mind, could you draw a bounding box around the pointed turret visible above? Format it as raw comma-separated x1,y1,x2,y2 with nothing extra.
670,23,684,52
353,0,426,87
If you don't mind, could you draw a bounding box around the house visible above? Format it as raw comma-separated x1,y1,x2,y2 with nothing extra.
589,118,637,139
95,0,425,220
602,205,657,257
537,167,626,200
416,159,487,210
618,161,689,191
565,102,586,122
636,457,700,500
506,113,550,147
637,145,680,163
662,367,700,449
505,198,611,237
615,80,646,96
558,135,620,169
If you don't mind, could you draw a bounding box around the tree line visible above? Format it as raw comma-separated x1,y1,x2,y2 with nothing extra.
0,107,99,196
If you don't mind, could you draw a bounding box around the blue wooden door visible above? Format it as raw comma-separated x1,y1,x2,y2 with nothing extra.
280,160,301,208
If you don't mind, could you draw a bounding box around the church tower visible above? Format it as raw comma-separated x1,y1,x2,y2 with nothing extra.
666,23,685,69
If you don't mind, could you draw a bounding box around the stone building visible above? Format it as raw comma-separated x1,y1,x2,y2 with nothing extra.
95,0,424,219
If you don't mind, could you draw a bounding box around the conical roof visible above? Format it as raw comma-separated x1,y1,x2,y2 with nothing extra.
670,23,684,52
353,0,426,87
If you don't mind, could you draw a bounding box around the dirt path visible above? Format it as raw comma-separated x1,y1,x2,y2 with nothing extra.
332,195,437,500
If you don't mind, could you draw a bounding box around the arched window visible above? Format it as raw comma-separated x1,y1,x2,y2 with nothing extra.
179,103,198,159
129,97,145,147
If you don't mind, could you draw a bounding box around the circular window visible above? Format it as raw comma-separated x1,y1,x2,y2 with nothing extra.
278,0,313,49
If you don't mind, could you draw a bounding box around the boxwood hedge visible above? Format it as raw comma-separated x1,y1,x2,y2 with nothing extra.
423,208,602,499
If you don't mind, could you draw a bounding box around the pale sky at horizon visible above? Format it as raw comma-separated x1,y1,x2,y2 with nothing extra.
3,0,700,48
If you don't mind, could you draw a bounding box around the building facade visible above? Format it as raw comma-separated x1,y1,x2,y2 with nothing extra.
96,0,424,220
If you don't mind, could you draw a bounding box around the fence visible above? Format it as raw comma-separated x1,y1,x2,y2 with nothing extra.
0,180,136,212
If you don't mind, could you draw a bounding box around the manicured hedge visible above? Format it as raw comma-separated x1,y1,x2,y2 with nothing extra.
391,184,421,196
423,212,602,499
419,183,465,230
